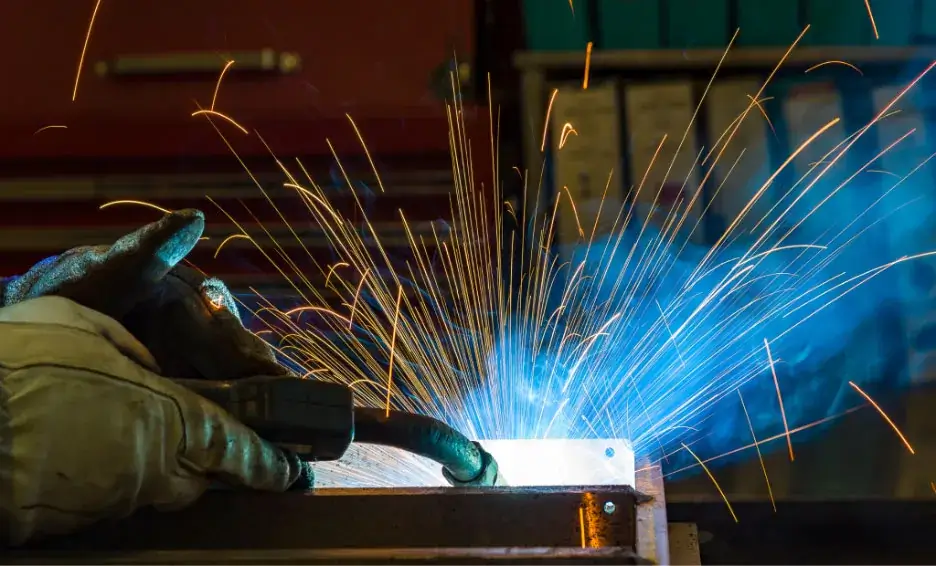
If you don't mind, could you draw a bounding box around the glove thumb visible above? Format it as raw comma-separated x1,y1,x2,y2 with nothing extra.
82,209,205,320
36,209,205,320
112,207,205,282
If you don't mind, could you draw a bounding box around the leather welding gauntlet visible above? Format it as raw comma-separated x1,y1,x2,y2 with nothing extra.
0,296,302,546
0,209,286,380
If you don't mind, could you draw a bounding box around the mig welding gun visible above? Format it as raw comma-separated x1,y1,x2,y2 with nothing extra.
176,375,501,488
0,209,500,545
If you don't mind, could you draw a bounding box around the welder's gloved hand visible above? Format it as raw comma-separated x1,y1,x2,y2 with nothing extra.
0,209,285,380
0,296,302,546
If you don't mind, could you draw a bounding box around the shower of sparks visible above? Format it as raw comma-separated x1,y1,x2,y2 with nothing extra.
583,42,593,90
72,0,103,101
94,31,936,490
864,0,880,40
847,381,915,454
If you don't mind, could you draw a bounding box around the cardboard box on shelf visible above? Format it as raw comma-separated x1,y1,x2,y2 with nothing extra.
704,78,775,237
624,80,704,241
550,81,626,248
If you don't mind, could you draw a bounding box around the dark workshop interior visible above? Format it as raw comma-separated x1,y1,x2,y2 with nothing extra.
2,0,936,564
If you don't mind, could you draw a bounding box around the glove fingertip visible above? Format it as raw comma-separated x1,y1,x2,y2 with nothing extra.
243,441,305,493
285,451,315,491
144,209,206,269
110,208,204,271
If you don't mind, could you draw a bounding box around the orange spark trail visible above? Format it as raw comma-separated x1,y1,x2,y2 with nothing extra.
73,0,103,101
583,42,593,89
213,233,251,258
660,407,865,478
99,200,171,214
541,88,559,152
191,110,250,134
864,0,880,39
738,390,776,512
324,262,349,289
349,268,371,330
745,94,777,136
681,443,738,522
765,339,794,461
385,286,405,418
848,381,915,454
558,123,578,149
211,60,235,111
806,60,864,75
34,125,67,135
346,114,385,192
562,186,586,238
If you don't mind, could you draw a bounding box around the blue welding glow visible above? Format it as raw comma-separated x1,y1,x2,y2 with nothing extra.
239,72,936,487
257,153,934,482
442,114,936,478
552,178,923,474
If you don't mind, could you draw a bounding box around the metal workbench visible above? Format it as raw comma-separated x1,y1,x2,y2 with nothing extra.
3,466,673,565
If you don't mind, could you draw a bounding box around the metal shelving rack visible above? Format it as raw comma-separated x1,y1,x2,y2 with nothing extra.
514,45,936,218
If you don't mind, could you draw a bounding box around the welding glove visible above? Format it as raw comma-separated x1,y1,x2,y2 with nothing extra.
0,296,303,546
0,208,286,380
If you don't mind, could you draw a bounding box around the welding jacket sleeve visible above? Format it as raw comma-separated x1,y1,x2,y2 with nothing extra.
0,296,302,547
